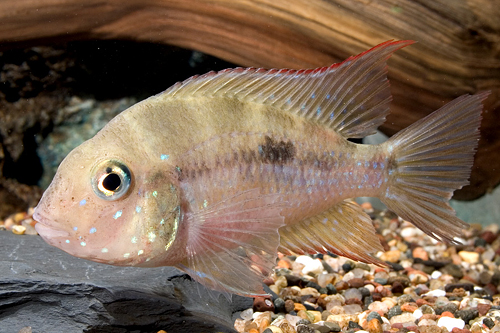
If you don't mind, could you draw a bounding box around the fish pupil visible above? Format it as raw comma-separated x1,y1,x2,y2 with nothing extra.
103,173,121,191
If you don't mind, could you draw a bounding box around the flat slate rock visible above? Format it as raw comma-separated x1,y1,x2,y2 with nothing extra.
0,231,251,333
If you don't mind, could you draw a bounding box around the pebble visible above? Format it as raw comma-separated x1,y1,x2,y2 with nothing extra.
12,225,27,235
389,312,416,325
437,317,465,331
379,250,401,263
387,305,402,319
254,297,275,312
458,251,480,264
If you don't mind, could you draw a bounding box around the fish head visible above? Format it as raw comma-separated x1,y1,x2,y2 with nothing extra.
33,129,181,266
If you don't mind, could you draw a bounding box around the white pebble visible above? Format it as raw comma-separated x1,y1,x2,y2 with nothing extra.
400,227,422,238
431,270,442,279
364,284,375,292
413,309,423,319
302,258,324,276
437,317,465,331
240,308,253,320
418,318,437,326
252,311,264,320
423,289,446,297
295,255,314,265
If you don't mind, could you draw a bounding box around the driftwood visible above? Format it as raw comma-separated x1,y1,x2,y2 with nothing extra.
0,0,499,200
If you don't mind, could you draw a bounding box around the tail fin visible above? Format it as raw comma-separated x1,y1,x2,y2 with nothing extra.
380,93,489,243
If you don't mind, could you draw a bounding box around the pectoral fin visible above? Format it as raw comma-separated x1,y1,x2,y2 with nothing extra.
179,189,286,298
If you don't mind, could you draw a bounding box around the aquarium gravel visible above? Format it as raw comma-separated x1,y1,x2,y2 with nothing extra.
2,202,499,333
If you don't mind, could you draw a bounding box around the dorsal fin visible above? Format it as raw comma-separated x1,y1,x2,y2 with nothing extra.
161,40,414,138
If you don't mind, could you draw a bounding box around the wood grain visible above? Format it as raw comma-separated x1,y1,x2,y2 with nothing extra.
1,0,499,199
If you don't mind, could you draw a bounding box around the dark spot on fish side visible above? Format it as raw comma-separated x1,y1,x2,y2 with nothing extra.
258,136,296,164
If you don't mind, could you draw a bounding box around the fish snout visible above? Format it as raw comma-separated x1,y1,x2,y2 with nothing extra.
33,208,70,238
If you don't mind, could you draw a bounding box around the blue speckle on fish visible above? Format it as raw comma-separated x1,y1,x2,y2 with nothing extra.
113,210,122,219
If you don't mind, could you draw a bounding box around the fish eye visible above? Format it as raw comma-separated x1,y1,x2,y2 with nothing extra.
91,160,132,201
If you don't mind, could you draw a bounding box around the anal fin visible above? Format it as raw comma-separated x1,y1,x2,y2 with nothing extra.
279,200,384,264
179,189,286,298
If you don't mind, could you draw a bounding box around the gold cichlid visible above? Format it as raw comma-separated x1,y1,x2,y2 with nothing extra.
33,40,488,297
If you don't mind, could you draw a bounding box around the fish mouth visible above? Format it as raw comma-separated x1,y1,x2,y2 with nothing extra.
33,209,70,238
35,223,70,238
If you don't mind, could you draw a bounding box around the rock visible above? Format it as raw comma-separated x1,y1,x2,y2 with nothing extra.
284,299,295,313
324,321,341,332
442,264,464,279
389,312,416,325
299,257,324,276
296,324,315,333
391,281,404,294
274,298,286,313
11,225,26,235
254,297,275,312
424,289,447,297
458,251,479,264
344,288,363,301
455,308,479,324
445,283,474,293
413,247,429,260
418,318,437,326
368,301,389,316
300,287,320,297
0,231,248,332
305,281,322,291
451,328,471,333
343,304,363,315
477,303,491,316
387,305,403,319
348,278,365,288
481,230,497,244
326,284,337,295
388,275,410,287
263,326,283,333
380,250,401,263
400,302,418,313
437,317,465,331
334,280,349,291
295,303,306,311
366,311,383,323
317,273,335,288
366,318,383,333
419,325,444,333
435,302,458,316
483,317,495,329
478,271,493,285
326,314,358,329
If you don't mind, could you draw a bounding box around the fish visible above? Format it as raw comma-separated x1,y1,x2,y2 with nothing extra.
33,40,488,298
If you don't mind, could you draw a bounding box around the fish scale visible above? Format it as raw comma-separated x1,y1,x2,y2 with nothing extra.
33,40,488,298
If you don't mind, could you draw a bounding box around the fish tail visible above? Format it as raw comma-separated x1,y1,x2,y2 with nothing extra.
379,92,489,243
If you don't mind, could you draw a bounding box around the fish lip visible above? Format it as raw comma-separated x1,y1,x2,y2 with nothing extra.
35,222,70,238
33,209,70,238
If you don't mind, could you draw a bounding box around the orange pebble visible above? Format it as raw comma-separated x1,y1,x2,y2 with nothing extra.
416,299,431,306
294,303,306,311
157,331,167,333
361,202,373,210
401,303,418,312
277,259,291,269
441,311,455,318
412,247,429,261
248,329,259,333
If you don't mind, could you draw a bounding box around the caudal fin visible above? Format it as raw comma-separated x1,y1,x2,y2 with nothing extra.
380,93,489,243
